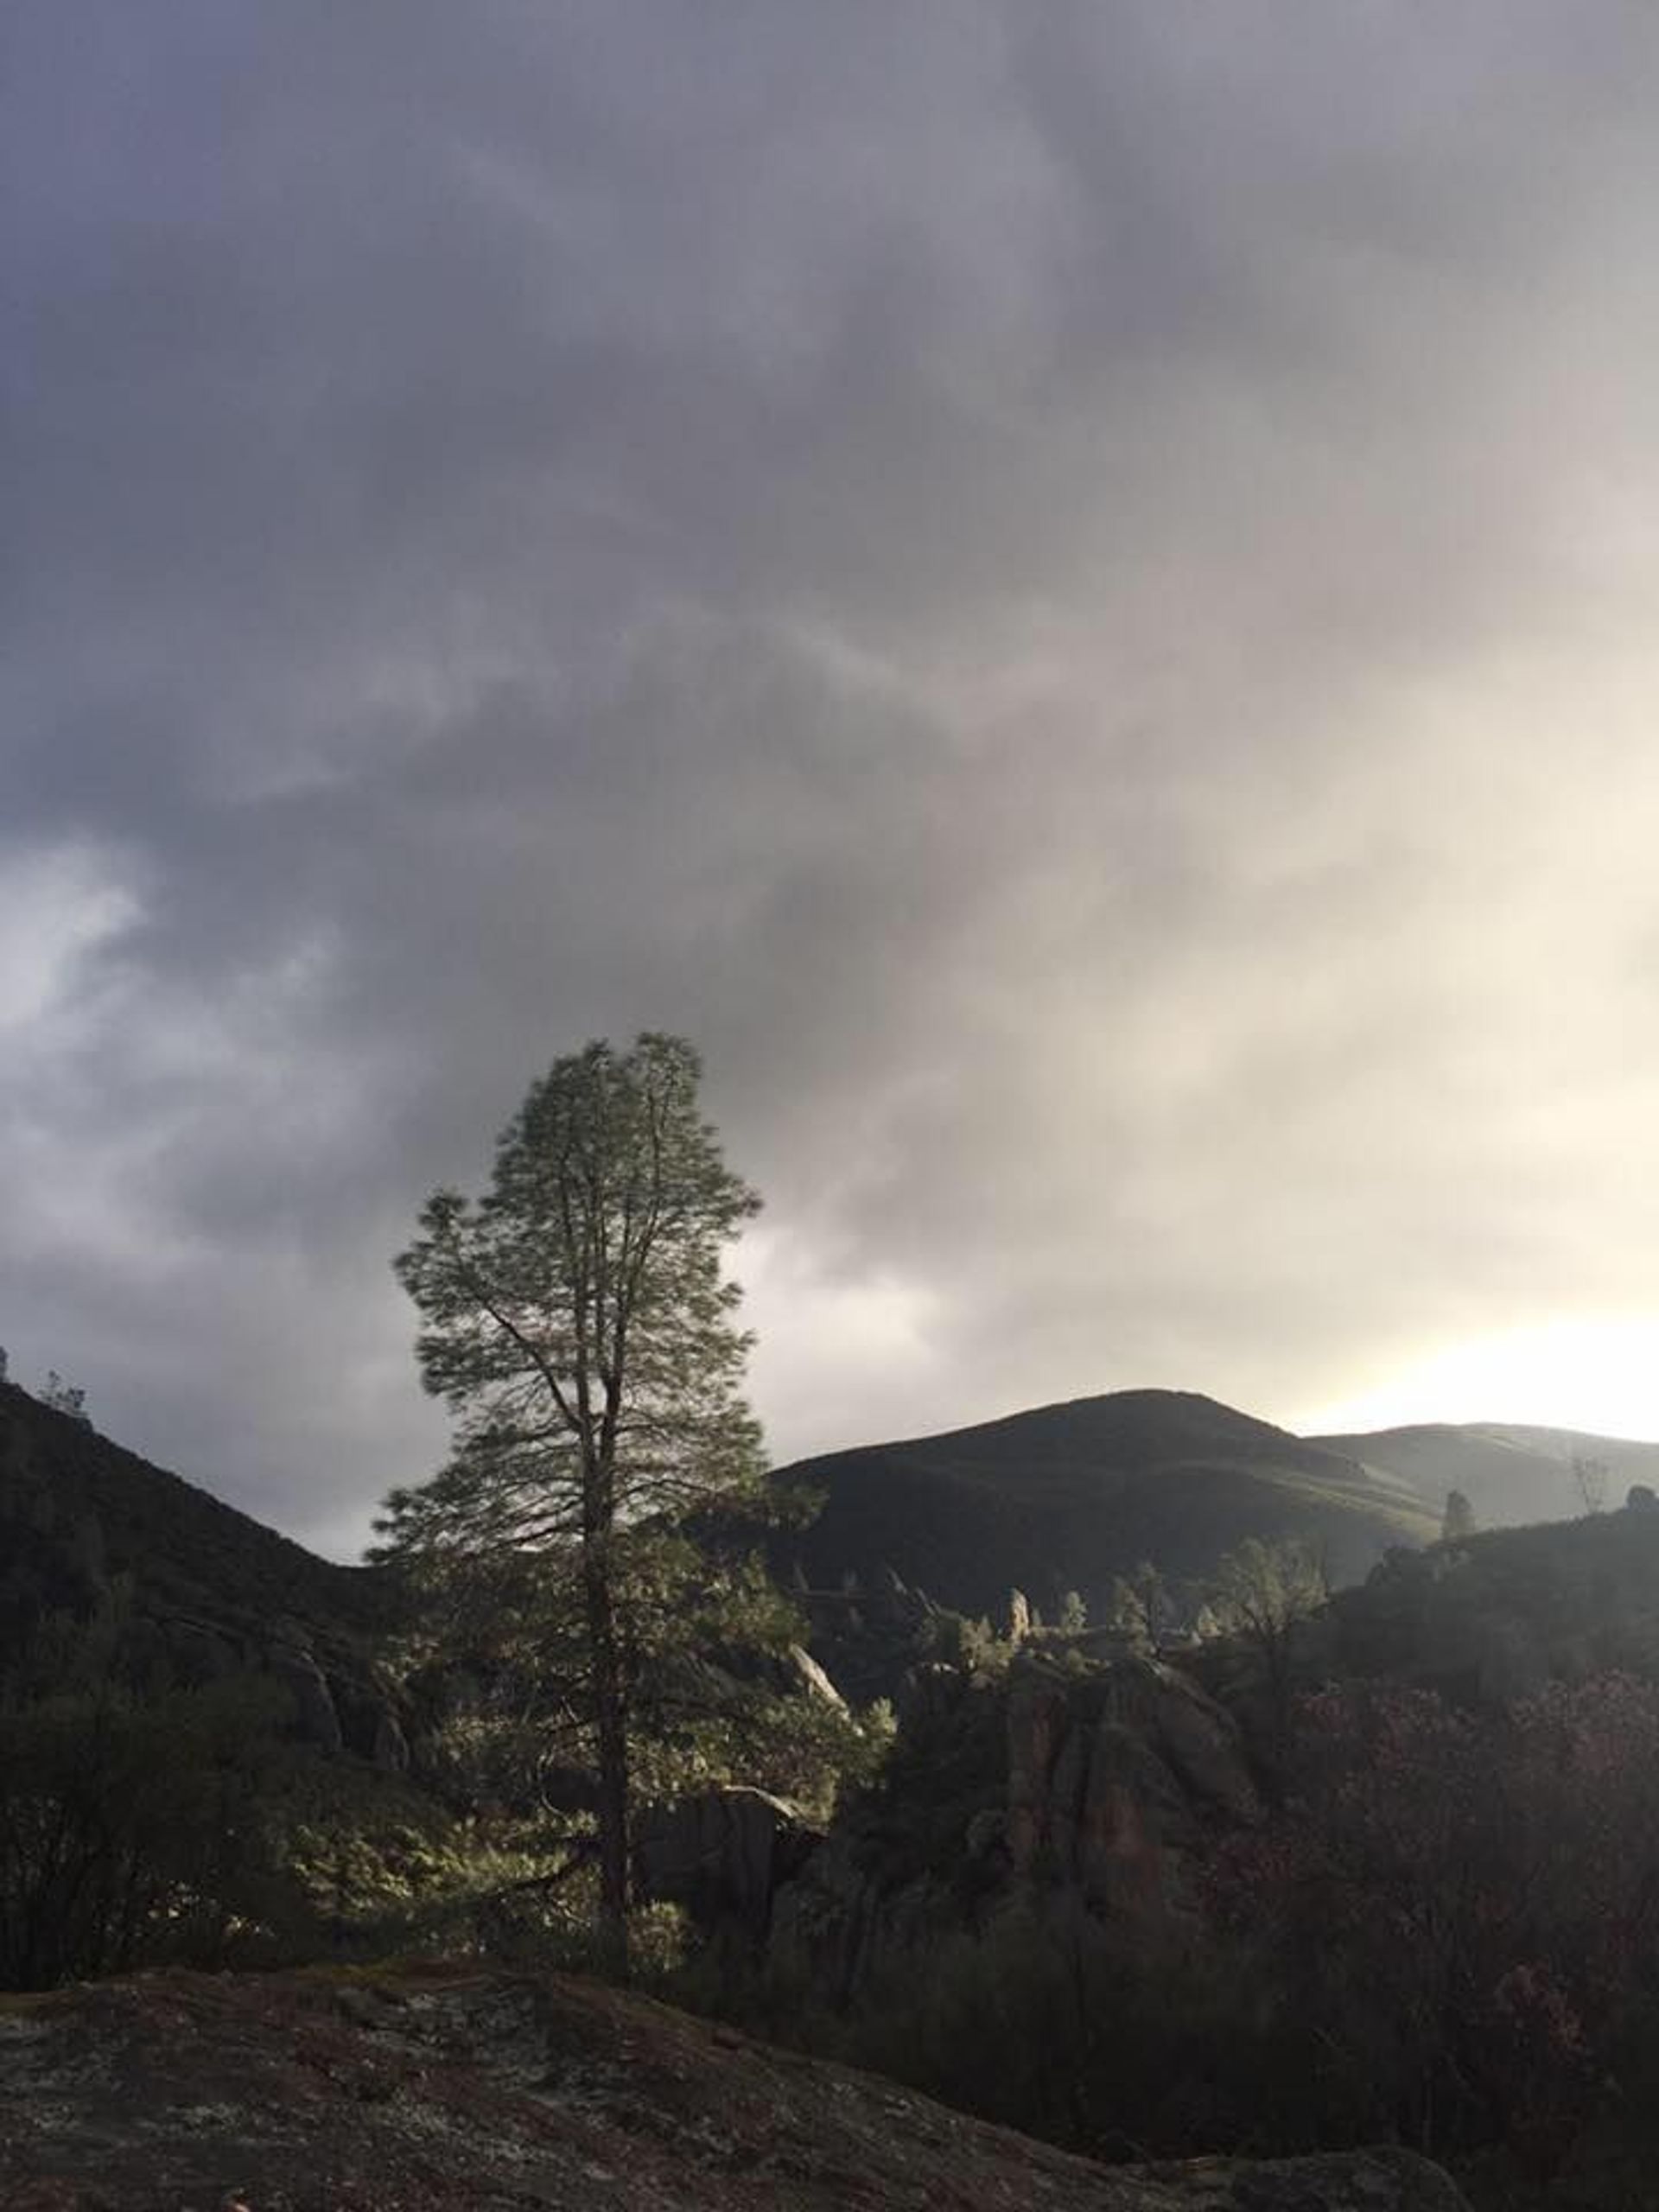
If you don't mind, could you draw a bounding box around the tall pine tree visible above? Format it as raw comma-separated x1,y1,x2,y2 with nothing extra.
380,1034,767,1962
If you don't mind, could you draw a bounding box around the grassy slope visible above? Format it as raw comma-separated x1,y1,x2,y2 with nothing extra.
1311,1421,1659,1533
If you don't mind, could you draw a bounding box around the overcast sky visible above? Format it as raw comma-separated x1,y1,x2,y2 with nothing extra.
9,4,1659,1558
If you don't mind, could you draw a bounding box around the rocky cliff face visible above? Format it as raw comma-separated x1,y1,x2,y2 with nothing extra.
0,1964,1471,2211
636,1787,823,1938
762,1644,1261,2004
1004,1649,1261,1911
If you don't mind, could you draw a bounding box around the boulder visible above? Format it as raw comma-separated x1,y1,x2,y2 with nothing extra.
1128,1662,1262,1823
785,1640,847,1707
635,1786,821,1936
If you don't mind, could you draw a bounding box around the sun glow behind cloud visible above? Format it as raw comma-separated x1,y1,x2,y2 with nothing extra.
11,5,1659,1552
1294,1315,1659,1442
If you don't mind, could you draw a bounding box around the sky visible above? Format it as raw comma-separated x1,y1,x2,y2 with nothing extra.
8,4,1659,1560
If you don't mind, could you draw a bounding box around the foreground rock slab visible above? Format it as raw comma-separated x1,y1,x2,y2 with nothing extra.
0,1966,1469,2212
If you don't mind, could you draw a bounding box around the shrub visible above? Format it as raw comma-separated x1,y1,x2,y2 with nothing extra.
1209,1675,1659,2175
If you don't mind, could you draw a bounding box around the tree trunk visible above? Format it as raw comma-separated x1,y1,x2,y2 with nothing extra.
582,1533,631,1975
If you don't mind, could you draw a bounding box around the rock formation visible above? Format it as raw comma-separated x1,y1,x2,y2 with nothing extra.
0,1964,1472,2210
766,1643,1262,2004
1005,1649,1261,1914
635,1787,822,1937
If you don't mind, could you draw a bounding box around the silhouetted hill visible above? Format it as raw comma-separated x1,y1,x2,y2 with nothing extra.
0,1380,405,1763
770,1389,1439,1621
1311,1420,1659,1531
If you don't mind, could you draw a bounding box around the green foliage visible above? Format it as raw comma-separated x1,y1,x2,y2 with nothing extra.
1204,1535,1329,1745
38,1370,91,1425
260,1754,520,1953
0,1692,251,1987
0,1605,302,1988
0,1594,510,1991
1106,1560,1173,1652
925,1609,1015,1677
384,1034,766,1549
378,1039,880,1960
1210,1675,1659,2177
1056,1589,1088,1636
1207,1535,1328,1637
392,1522,873,1840
380,1034,778,1953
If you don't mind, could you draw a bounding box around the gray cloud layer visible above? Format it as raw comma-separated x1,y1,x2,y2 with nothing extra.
9,4,1659,1554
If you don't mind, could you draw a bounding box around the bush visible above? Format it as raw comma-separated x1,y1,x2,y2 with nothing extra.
1208,1675,1659,2175
0,1674,298,1987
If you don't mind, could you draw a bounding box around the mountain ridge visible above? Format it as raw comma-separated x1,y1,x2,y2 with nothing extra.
1309,1417,1659,1532
768,1387,1440,1619
10,1375,1655,1656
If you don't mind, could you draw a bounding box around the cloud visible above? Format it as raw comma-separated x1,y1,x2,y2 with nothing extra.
7,3,1659,1552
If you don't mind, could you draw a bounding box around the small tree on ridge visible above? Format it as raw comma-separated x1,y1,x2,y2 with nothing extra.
1440,1488,1477,1543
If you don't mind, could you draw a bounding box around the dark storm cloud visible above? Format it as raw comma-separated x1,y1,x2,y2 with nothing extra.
8,3,1659,1553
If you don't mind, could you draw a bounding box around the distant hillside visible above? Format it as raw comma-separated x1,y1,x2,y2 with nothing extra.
1314,1496,1659,1702
14,1365,1652,1728
0,1380,405,1764
770,1389,1439,1622
1310,1420,1659,1531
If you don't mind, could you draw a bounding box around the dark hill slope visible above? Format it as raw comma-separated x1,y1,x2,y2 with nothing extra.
772,1389,1437,1621
1311,1420,1659,1532
1318,1495,1659,1700
0,1381,404,1762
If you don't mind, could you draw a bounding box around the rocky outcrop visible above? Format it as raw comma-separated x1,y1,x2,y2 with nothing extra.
794,1568,944,1705
636,1787,822,1936
768,1821,961,2005
1007,1651,1261,1916
267,1622,348,1753
332,1670,412,1770
785,1639,847,1707
0,1965,1472,2210
767,1649,1262,2003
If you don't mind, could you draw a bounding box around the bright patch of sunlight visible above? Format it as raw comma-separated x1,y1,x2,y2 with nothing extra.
741,1224,946,1462
1296,1315,1659,1441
